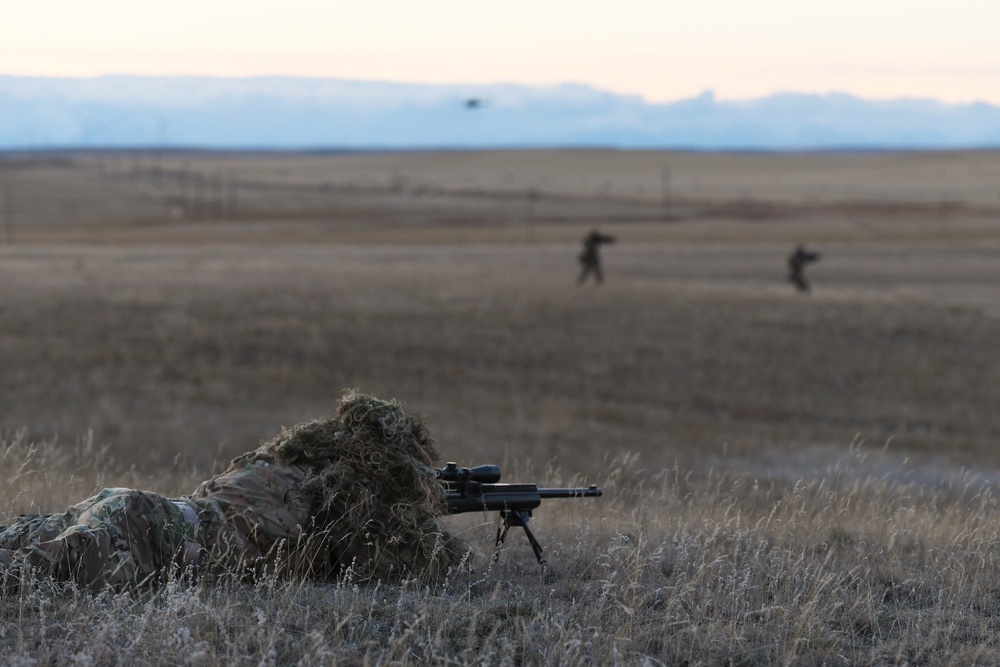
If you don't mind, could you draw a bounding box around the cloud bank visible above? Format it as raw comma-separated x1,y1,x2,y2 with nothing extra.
2,75,999,150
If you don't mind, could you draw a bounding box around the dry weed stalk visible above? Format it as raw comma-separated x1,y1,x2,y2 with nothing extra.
4,434,1000,664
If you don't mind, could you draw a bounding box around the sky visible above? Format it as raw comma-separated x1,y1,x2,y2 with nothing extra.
3,1,999,105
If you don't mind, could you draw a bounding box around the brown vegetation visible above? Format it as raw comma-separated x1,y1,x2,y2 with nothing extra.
3,149,1000,664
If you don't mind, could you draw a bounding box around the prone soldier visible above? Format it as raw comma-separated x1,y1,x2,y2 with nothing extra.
0,392,463,590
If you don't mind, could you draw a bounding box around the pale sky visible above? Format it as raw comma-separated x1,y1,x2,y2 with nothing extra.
3,0,999,104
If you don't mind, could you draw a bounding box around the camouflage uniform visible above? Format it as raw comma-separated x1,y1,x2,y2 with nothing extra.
189,453,319,581
0,487,200,590
788,244,821,293
578,229,616,284
0,392,461,590
0,462,316,590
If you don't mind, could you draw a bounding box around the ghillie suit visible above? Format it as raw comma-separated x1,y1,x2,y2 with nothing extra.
0,392,463,591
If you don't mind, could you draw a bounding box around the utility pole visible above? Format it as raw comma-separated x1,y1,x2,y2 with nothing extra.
525,187,539,243
198,172,208,220
213,171,224,219
179,161,191,218
661,166,672,220
3,186,14,244
227,172,238,220
192,173,204,220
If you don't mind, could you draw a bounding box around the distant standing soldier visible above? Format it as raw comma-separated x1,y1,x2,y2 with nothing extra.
788,244,821,292
578,229,616,284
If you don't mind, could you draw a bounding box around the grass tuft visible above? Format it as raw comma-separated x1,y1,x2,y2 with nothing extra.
5,433,1000,664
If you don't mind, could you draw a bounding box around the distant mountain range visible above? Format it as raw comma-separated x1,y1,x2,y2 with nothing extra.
2,75,999,150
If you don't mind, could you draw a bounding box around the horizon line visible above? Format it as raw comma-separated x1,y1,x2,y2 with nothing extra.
2,73,995,108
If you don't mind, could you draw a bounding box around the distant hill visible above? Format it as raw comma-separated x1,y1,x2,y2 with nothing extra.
2,75,999,150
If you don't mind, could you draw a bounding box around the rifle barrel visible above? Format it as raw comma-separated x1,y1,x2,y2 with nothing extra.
538,486,603,499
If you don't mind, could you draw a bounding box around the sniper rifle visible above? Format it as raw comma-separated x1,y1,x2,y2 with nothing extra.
437,462,602,567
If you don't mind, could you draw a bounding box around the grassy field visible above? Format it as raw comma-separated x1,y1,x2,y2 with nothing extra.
3,149,1000,664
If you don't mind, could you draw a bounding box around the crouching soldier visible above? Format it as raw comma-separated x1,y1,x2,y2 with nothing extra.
788,244,821,293
577,229,616,284
0,391,464,591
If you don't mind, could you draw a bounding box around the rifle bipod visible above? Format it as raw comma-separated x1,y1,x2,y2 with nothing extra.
494,508,547,568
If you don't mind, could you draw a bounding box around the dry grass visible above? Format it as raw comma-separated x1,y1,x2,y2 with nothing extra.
6,435,1000,665
2,239,999,474
3,149,1000,664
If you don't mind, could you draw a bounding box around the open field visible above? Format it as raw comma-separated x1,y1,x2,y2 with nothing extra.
3,149,1000,475
3,149,1000,664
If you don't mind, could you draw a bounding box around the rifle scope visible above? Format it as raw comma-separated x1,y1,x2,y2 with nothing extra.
437,462,502,484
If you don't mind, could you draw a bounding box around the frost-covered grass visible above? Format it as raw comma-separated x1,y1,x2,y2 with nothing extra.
5,436,1000,665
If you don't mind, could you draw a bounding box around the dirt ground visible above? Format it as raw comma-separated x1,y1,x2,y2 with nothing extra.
2,149,999,484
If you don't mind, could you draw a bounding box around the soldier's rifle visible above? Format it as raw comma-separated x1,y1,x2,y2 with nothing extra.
437,462,602,567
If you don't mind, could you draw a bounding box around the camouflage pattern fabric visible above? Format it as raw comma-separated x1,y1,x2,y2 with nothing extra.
0,461,322,589
188,452,327,580
0,488,199,590
0,392,463,591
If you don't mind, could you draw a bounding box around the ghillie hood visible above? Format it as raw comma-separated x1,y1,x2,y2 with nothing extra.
246,390,462,579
